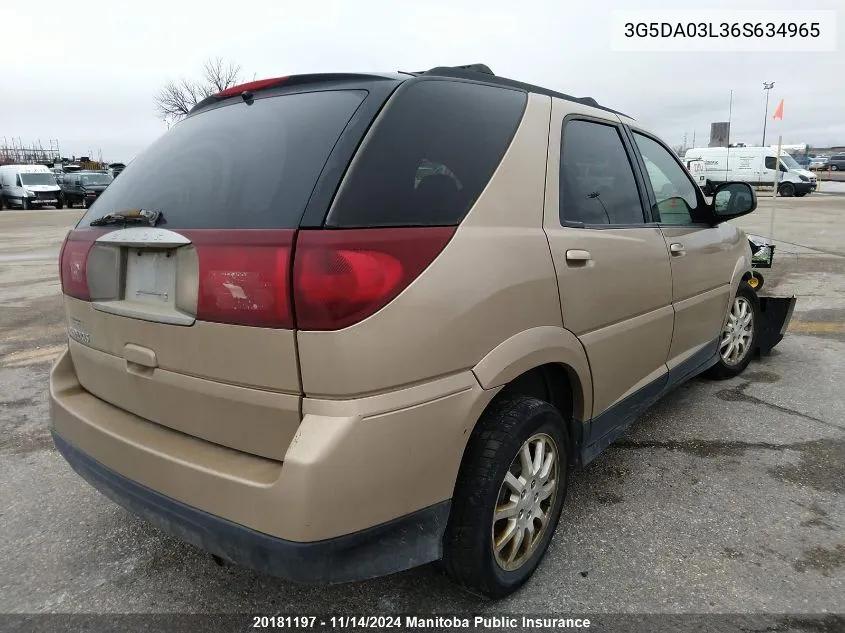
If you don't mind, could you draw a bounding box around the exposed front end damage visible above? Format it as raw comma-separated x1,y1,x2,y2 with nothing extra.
747,234,797,356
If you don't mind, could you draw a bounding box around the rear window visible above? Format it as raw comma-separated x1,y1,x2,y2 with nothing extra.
326,79,527,227
78,89,367,229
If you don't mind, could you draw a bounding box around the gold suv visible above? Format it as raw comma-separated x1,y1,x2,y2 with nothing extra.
50,64,760,597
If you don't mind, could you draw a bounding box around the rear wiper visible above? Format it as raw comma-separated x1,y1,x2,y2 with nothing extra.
89,209,162,227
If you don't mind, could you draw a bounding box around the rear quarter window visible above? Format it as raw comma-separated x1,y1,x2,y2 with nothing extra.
77,89,368,229
326,79,527,227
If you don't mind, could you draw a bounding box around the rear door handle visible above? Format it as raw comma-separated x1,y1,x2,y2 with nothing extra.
565,249,592,262
669,243,686,256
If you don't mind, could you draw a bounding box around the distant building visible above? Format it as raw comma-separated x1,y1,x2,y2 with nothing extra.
709,122,730,148
810,146,845,155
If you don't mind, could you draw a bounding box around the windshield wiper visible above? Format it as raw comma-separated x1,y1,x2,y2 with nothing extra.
89,209,162,227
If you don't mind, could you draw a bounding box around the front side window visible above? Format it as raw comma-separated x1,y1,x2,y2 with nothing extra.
633,132,700,225
559,120,644,225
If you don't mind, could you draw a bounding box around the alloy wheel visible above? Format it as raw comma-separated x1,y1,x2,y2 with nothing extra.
492,433,559,571
720,296,754,366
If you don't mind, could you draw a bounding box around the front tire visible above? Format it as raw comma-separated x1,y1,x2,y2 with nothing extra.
779,182,795,197
705,283,760,380
21,198,30,210
442,395,569,598
832,165,839,171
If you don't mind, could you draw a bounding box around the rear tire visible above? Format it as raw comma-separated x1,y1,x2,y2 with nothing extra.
704,283,760,380
442,395,569,598
779,182,795,197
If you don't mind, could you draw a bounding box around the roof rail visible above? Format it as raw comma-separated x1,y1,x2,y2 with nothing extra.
416,63,495,76
413,65,630,119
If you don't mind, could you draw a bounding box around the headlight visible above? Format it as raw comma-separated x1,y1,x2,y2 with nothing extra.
799,175,809,182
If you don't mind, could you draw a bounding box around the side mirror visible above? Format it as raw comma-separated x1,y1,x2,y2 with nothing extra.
712,182,757,221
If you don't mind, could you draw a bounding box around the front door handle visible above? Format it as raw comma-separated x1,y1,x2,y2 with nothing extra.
565,249,592,262
669,243,686,256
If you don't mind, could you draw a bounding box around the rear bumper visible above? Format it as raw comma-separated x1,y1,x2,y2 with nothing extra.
50,347,487,582
52,430,449,583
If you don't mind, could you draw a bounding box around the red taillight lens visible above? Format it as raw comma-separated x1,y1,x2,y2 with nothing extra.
293,227,455,331
184,230,294,329
59,229,98,300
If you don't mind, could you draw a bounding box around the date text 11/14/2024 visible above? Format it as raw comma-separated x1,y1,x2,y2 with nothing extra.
251,615,593,629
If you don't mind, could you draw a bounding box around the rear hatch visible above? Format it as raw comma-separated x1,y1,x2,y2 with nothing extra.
59,76,398,461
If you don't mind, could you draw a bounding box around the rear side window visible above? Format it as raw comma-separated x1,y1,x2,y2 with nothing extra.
326,80,527,227
78,90,367,229
560,120,645,225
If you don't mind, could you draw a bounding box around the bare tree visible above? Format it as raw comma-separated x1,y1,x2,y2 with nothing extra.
155,57,243,125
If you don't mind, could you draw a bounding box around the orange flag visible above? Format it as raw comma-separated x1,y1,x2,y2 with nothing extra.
772,98,784,120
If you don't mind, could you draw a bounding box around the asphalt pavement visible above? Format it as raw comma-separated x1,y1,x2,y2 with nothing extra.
0,198,843,618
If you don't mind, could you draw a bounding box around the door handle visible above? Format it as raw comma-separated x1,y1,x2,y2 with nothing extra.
669,243,686,256
565,249,592,262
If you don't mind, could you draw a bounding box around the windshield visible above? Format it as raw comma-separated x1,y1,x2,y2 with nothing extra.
780,154,801,170
79,173,113,186
20,173,57,186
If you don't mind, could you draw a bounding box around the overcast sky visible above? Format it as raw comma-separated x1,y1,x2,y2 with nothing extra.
3,0,842,161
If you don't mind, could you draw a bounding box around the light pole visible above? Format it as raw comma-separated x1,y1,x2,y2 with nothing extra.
762,81,775,147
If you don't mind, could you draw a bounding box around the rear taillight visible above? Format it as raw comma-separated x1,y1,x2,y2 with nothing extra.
293,227,455,331
58,226,453,332
59,229,99,300
183,230,294,329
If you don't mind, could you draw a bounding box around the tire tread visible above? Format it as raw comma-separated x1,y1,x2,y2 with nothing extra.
442,395,566,597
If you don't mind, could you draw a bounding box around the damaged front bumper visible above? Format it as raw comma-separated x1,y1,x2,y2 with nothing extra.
747,234,797,356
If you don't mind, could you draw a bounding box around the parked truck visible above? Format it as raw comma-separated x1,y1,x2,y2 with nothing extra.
0,164,62,209
684,146,817,197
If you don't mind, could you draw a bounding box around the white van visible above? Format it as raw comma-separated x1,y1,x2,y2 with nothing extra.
0,164,63,209
684,158,707,190
683,146,817,197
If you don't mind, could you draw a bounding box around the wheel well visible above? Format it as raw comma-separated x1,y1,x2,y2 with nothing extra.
494,363,583,461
